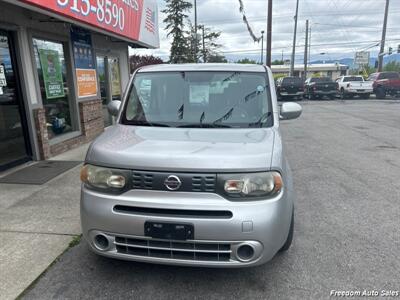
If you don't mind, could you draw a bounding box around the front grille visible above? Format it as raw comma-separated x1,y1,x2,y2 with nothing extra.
192,176,216,192
114,205,233,219
131,171,217,193
115,236,231,262
132,172,154,190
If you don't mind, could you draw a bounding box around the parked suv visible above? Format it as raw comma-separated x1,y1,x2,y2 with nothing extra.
367,72,400,99
276,76,304,101
80,64,302,267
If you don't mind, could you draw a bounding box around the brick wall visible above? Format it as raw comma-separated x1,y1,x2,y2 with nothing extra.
34,99,104,159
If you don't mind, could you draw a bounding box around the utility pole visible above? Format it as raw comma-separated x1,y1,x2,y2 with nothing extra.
266,0,272,67
260,31,265,64
378,0,390,72
303,20,309,80
201,25,206,63
290,0,300,76
194,0,198,63
308,26,311,66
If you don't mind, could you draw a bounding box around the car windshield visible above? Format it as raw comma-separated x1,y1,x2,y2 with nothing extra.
282,77,303,85
343,77,363,82
122,71,273,128
311,77,332,83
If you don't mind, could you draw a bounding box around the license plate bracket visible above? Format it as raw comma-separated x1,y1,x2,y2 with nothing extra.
145,222,194,240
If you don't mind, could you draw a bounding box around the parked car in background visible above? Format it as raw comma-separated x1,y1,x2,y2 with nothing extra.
80,63,302,268
304,77,337,100
336,75,373,99
275,76,304,101
367,72,400,99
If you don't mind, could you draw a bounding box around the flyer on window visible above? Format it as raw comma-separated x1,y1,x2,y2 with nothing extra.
38,49,65,99
71,26,98,98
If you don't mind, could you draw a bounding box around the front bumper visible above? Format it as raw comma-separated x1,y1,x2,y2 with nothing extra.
80,187,293,267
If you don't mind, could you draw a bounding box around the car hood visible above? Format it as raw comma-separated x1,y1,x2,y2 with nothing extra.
86,125,276,172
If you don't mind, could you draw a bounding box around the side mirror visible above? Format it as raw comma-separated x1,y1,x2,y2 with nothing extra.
280,102,302,120
107,100,121,117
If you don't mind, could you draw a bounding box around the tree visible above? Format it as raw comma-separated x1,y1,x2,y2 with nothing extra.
271,59,284,65
129,55,163,73
185,23,222,63
162,0,192,63
383,61,400,72
207,54,228,63
236,58,257,64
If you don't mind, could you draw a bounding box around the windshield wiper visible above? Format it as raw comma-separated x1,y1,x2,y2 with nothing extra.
177,123,232,128
129,121,171,127
248,112,272,128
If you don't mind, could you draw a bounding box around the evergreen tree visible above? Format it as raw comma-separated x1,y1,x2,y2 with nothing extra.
162,0,192,63
186,23,222,63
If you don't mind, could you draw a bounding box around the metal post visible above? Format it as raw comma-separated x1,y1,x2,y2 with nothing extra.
260,31,265,64
266,0,272,67
378,0,390,72
194,0,198,63
303,20,309,80
290,0,300,76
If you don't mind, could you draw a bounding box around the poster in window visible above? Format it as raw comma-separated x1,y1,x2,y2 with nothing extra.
71,26,98,98
38,49,65,99
110,59,121,97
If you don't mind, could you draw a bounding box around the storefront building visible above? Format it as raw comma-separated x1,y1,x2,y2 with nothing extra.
0,0,159,171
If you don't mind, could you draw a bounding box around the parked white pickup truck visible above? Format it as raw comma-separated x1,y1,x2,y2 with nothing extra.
336,76,373,99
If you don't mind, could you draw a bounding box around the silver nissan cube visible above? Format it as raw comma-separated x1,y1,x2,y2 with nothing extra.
80,64,302,267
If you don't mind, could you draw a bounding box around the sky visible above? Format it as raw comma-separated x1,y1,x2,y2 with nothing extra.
131,0,400,63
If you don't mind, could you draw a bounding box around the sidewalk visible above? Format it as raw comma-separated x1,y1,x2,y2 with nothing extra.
0,143,90,300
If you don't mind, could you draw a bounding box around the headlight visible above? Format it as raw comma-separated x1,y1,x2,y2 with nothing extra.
80,164,128,193
220,172,283,200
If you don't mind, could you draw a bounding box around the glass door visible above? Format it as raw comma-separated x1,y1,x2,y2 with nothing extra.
96,55,122,127
0,30,31,171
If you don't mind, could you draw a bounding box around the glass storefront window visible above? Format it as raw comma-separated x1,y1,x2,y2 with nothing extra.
33,38,74,139
109,57,121,101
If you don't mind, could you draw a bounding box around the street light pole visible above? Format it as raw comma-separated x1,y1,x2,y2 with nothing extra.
201,25,206,63
260,31,265,64
266,0,272,67
194,0,198,63
290,0,300,76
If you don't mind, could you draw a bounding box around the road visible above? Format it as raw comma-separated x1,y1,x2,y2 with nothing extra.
22,99,400,300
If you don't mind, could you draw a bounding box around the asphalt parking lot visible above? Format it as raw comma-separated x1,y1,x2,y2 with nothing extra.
22,99,400,300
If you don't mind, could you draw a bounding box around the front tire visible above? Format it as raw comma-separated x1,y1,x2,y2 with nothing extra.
279,208,294,252
375,87,386,99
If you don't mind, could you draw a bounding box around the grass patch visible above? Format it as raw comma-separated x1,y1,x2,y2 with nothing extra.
69,234,82,248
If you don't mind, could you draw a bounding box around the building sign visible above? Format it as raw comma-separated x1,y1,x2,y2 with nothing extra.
19,0,159,48
38,49,65,99
354,51,370,66
71,27,97,97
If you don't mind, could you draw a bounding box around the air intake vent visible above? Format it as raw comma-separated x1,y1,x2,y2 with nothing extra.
115,236,231,262
132,172,154,190
192,176,216,192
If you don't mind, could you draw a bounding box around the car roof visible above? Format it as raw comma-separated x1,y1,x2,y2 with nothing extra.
137,63,267,73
